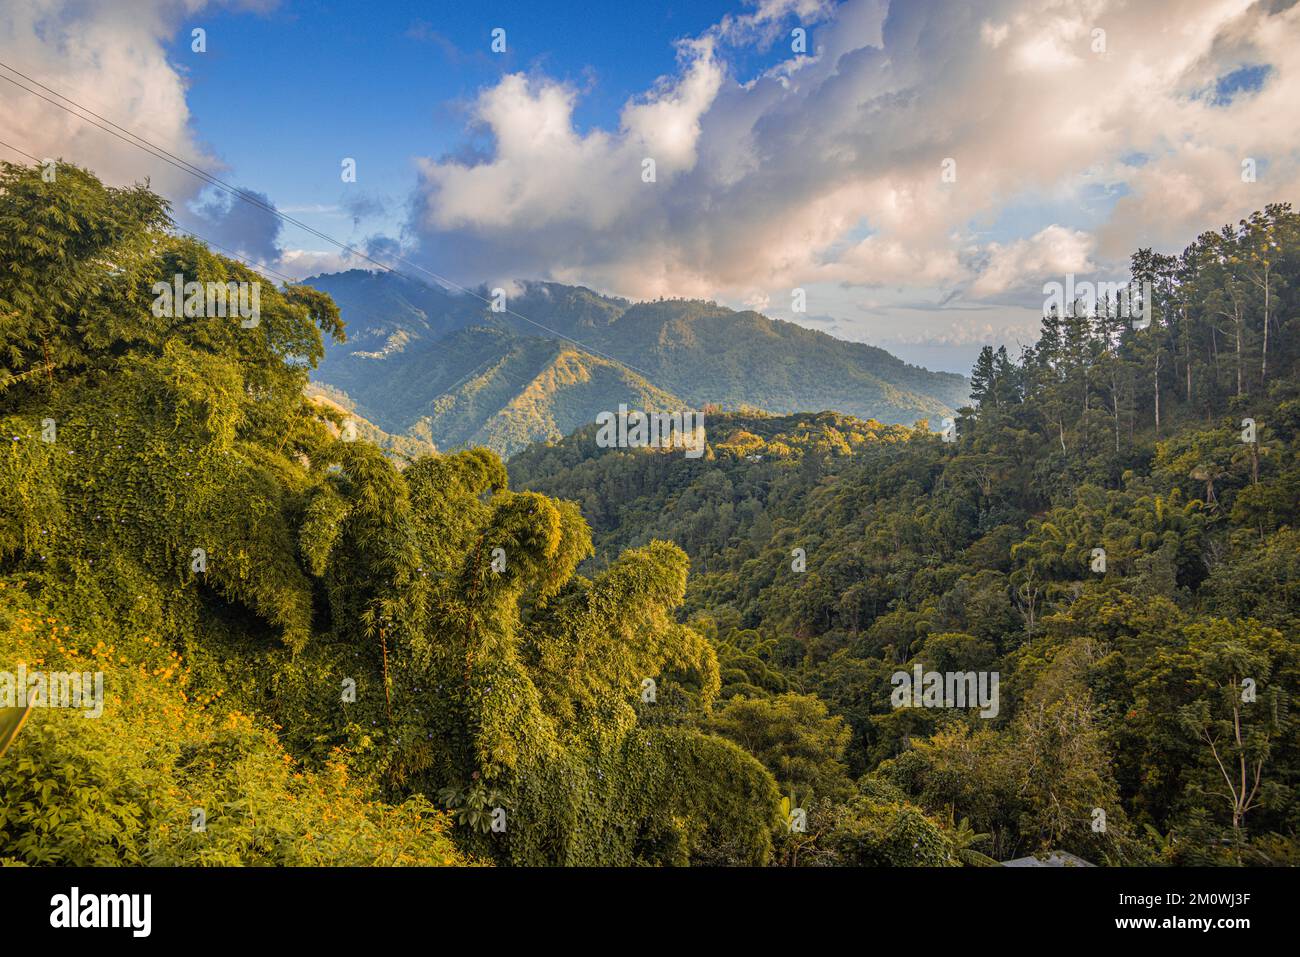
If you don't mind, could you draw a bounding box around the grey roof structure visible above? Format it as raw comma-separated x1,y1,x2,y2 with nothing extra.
1001,851,1096,867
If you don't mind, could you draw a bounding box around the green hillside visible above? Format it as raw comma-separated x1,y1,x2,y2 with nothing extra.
304,318,689,457
305,383,437,462
412,340,687,457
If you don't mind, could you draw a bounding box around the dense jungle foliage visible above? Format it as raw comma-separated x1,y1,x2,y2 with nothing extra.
2,160,1297,867
513,203,1300,865
0,162,782,866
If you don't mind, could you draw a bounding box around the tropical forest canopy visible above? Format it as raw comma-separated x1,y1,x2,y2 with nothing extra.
1,160,1297,866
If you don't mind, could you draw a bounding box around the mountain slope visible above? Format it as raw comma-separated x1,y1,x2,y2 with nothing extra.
303,272,969,455
304,383,438,461
547,298,970,421
407,333,687,457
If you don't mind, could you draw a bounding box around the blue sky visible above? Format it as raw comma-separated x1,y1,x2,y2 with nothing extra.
2,0,1295,373
175,0,753,243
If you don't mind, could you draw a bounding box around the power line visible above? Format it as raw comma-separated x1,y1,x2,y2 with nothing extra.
171,230,304,287
0,59,657,379
0,136,39,163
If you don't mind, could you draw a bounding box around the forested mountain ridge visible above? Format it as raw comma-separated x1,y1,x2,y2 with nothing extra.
323,323,687,458
304,270,969,456
512,202,1300,865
